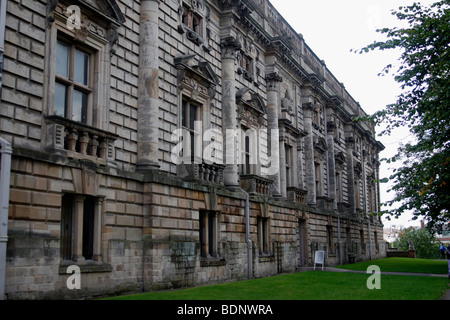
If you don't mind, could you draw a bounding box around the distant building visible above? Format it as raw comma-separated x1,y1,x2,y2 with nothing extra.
0,0,386,299
383,225,406,243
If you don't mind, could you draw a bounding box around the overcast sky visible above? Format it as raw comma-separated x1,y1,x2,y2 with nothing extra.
269,0,437,228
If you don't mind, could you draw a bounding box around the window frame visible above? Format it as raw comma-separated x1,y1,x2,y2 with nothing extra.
44,3,112,132
285,144,293,188
181,97,202,163
239,126,258,176
200,210,219,259
60,194,103,263
257,216,271,256
314,161,322,197
182,4,203,36
54,37,95,125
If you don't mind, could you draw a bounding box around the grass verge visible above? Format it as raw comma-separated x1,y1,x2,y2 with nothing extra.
336,257,449,274
105,271,449,300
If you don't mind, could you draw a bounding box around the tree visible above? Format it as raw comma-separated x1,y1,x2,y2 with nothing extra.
356,1,450,233
393,227,440,259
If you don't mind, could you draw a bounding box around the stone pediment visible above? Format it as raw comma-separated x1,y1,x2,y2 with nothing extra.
82,0,125,25
175,54,219,87
314,136,327,153
48,0,125,27
335,151,346,164
236,87,266,116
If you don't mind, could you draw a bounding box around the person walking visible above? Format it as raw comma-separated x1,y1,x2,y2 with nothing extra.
440,243,446,259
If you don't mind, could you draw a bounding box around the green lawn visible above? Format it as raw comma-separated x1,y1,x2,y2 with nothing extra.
105,258,449,300
337,257,449,274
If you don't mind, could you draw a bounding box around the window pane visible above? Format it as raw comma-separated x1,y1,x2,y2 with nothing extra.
182,100,187,128
61,194,74,260
54,82,67,117
190,103,197,130
56,41,69,78
73,90,88,124
74,49,89,86
82,197,95,260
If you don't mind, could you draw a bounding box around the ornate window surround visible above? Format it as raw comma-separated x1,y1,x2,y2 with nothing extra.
174,54,224,183
43,0,124,163
177,0,212,52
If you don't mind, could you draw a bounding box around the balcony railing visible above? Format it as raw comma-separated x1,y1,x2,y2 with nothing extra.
179,162,225,185
286,187,308,204
45,115,118,162
240,174,273,195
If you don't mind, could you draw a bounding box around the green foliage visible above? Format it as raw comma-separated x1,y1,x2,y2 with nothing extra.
392,227,441,259
356,1,450,232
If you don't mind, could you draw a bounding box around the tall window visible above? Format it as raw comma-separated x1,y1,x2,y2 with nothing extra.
374,231,379,252
336,172,343,202
354,179,361,209
54,39,93,125
182,98,201,162
346,227,353,253
258,217,270,255
61,194,102,262
182,4,202,35
327,225,334,254
200,210,219,258
240,126,257,175
285,145,292,188
315,162,322,196
360,229,366,254
243,134,251,174
368,185,374,213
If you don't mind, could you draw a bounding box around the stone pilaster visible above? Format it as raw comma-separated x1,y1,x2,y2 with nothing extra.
221,37,241,188
137,0,161,171
266,73,283,198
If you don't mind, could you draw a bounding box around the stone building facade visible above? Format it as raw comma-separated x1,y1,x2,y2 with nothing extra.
0,0,386,299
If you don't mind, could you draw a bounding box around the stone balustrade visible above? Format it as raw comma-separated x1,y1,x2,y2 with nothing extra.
45,115,118,161
240,174,273,195
286,187,308,204
180,162,225,185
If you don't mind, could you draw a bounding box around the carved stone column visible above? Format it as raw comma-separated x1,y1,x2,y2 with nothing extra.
326,108,337,210
303,103,316,205
137,0,161,171
279,127,287,198
345,124,356,215
266,73,283,198
221,37,241,189
93,197,104,262
73,195,86,263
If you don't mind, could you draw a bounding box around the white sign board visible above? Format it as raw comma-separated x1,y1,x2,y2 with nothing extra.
314,250,325,270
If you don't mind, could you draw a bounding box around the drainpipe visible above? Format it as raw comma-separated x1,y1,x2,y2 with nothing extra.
0,137,12,300
0,0,11,300
244,190,252,279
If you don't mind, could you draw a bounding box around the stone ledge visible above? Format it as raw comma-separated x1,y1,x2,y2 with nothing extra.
258,256,275,263
58,261,113,274
200,259,226,267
